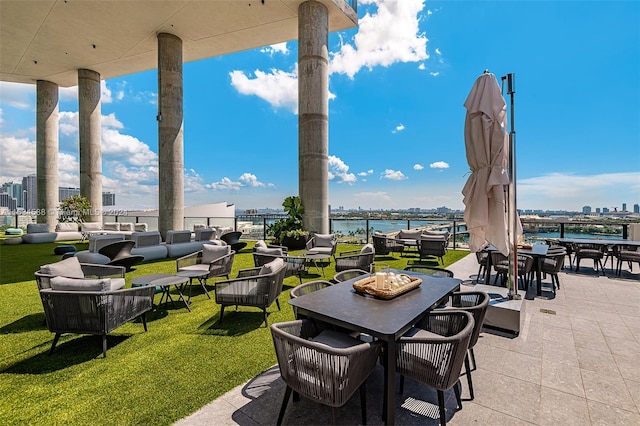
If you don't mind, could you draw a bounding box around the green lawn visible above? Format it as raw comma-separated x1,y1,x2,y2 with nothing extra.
0,237,469,425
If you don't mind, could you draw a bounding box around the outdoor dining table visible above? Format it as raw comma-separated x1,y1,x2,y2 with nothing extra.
482,245,549,296
288,270,461,425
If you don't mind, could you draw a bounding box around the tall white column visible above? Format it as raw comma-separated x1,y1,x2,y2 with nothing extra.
298,1,329,234
157,33,184,239
78,69,103,222
36,80,59,228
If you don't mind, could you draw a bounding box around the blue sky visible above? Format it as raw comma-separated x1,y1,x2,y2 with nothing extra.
1,0,638,213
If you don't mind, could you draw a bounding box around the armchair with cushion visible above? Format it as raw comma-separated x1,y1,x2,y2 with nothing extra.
417,235,448,264
305,233,337,258
271,319,383,425
573,243,606,275
215,257,286,327
34,257,154,357
372,232,405,257
334,243,375,272
176,245,235,297
253,242,305,283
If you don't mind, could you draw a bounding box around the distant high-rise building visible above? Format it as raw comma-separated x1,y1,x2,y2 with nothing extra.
602,207,610,213
634,204,639,214
582,205,591,214
21,174,36,211
102,192,115,206
596,208,601,214
1,182,23,208
622,203,627,211
59,187,80,201
0,193,17,211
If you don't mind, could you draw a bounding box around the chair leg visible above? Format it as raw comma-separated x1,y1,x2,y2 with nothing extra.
453,380,463,409
331,407,339,426
140,313,148,332
399,374,405,394
360,383,367,425
464,353,474,400
102,335,108,358
276,298,281,311
469,347,477,371
218,305,226,324
437,389,447,426
263,309,269,327
49,332,61,355
277,385,293,425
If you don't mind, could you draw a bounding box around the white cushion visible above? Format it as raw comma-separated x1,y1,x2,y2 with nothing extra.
311,330,363,348
314,234,335,247
40,256,84,278
256,247,283,256
254,240,267,250
81,222,102,232
50,276,123,291
259,257,284,275
202,244,230,264
361,243,374,254
134,223,148,232
119,222,134,232
103,222,120,231
55,222,79,232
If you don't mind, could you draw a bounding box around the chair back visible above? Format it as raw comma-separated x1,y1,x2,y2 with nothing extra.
333,269,368,283
291,280,333,298
404,265,454,277
449,291,489,349
397,310,474,392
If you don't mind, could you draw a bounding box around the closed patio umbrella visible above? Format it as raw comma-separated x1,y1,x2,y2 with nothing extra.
462,72,516,256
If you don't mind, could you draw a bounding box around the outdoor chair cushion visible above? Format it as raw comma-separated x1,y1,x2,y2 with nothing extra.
166,230,192,244
49,276,125,292
311,329,363,348
361,243,374,254
134,223,148,232
40,256,85,278
55,222,79,232
202,244,231,264
27,223,51,234
81,222,102,232
314,234,335,247
397,229,422,240
259,257,284,275
254,240,268,250
103,222,120,231
256,247,284,256
120,223,135,232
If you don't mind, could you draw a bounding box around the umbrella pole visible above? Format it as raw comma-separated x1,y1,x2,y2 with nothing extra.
503,73,521,300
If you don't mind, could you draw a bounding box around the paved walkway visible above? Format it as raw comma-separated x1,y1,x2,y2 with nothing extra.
176,253,640,425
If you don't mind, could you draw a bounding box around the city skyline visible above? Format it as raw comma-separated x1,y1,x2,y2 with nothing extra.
1,1,639,212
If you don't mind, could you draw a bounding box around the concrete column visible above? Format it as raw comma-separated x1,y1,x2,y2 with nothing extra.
78,69,102,223
298,1,329,234
36,80,59,228
157,33,184,239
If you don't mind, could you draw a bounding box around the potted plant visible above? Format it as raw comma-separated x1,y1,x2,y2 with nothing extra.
269,195,310,250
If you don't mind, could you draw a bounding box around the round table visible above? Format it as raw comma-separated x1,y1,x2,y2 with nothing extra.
176,269,211,301
304,253,331,277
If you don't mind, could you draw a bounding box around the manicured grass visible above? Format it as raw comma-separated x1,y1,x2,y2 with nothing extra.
0,238,469,425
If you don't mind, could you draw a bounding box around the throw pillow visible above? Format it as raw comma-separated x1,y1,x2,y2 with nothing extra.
55,222,79,232
27,223,50,234
40,256,84,278
256,247,283,256
259,257,284,275
314,234,335,247
81,222,102,232
134,223,148,232
103,222,120,231
202,244,231,264
254,240,267,250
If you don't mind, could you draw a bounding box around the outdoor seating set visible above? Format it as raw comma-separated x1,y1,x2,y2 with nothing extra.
373,229,450,264
556,238,639,278
275,267,490,425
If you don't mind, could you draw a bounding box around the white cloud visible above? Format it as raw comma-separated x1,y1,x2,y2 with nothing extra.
58,80,114,103
358,169,374,177
0,135,36,178
330,0,428,78
0,82,34,109
392,124,405,133
328,155,357,184
58,111,78,136
206,173,274,191
413,164,424,170
102,112,124,129
382,169,407,180
260,42,289,55
430,72,439,77
435,48,442,55
102,128,157,167
0,108,3,126
430,161,449,169
229,68,299,113
418,63,426,70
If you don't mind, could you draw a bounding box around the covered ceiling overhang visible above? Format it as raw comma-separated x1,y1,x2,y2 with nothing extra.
0,0,357,87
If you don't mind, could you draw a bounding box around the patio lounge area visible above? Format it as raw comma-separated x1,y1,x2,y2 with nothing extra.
176,253,640,426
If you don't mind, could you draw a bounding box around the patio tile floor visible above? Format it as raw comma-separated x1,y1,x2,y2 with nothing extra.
175,252,640,425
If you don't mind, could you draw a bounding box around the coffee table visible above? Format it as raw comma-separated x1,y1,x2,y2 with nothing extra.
131,273,190,311
304,253,331,277
176,269,211,301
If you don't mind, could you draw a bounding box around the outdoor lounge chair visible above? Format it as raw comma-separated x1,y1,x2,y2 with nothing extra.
253,242,305,283
98,240,144,271
34,257,154,357
271,319,382,425
215,258,286,327
305,233,337,258
372,232,405,257
176,245,235,298
416,236,448,264
334,243,374,272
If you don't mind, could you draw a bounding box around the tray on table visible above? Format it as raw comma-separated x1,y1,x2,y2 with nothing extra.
352,274,422,299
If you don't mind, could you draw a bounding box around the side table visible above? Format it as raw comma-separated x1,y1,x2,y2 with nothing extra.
176,269,211,302
132,274,191,311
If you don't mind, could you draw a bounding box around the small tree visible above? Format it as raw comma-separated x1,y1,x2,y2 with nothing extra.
58,195,92,223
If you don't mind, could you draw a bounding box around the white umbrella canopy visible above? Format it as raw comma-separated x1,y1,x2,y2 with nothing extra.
462,72,516,256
